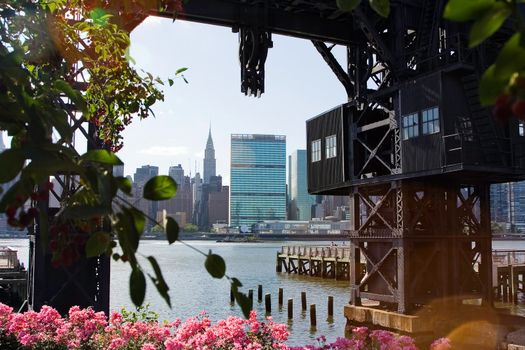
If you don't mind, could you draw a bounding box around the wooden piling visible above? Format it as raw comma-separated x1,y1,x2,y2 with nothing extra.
258,285,263,302
287,299,293,319
278,288,283,306
328,296,333,317
310,304,316,328
301,291,307,311
248,289,253,309
265,293,271,314
230,288,234,303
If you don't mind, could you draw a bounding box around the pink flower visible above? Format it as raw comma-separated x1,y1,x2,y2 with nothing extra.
431,337,451,350
141,342,156,350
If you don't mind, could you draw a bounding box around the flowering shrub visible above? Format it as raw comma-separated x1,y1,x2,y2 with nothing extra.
0,304,288,350
0,303,450,350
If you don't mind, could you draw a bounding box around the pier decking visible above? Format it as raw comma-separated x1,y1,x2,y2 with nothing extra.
276,245,362,280
494,250,525,304
0,247,26,310
277,246,525,301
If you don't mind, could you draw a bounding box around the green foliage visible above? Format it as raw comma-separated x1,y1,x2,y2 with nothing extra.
143,175,177,200
120,304,160,323
130,267,147,307
205,251,226,279
467,2,511,48
80,150,123,166
444,0,525,105
335,0,390,17
183,223,199,232
85,232,111,257
165,216,179,244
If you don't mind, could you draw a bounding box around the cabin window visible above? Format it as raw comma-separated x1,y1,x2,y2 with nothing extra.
311,139,321,162
326,135,337,159
402,113,419,140
422,107,440,135
520,122,525,137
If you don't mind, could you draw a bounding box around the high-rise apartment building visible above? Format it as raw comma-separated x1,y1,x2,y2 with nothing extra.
203,127,216,184
230,134,286,228
288,150,316,221
169,164,185,190
134,165,159,187
491,181,525,232
132,165,159,229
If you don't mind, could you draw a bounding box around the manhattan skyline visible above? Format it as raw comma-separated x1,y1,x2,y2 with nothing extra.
117,16,347,185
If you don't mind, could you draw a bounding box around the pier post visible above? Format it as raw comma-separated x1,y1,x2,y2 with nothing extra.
230,288,234,303
258,285,263,302
265,293,271,314
301,291,307,311
278,288,283,306
248,289,253,309
287,299,293,319
310,304,316,328
328,296,333,317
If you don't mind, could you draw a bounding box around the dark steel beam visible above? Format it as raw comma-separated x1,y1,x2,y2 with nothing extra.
152,0,360,45
311,40,354,98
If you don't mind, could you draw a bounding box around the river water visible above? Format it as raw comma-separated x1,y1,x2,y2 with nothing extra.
2,238,525,346
1,239,350,346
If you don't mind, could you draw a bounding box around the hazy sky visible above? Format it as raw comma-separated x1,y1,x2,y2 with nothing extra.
119,16,348,184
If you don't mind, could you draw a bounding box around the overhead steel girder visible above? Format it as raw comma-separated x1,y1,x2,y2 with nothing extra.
152,0,360,45
311,40,354,98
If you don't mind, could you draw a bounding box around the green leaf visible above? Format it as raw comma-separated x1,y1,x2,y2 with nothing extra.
369,0,389,17
493,33,525,77
0,149,24,183
53,80,86,112
130,267,146,307
479,64,510,105
80,150,123,165
443,0,495,22
175,67,188,75
233,289,251,318
147,256,171,307
168,78,174,87
336,0,361,12
165,217,179,244
85,232,111,257
116,176,132,195
205,251,226,279
114,211,140,255
62,205,111,220
143,176,177,200
128,207,145,235
468,2,511,48
90,8,112,27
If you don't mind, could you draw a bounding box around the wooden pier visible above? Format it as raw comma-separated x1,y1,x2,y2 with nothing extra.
276,245,361,280
494,250,525,304
0,247,27,310
277,246,525,300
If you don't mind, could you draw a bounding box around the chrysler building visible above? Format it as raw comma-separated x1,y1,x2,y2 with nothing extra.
203,126,216,184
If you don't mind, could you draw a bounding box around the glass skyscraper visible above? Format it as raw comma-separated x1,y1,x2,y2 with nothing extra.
288,150,316,221
230,134,286,228
491,181,525,232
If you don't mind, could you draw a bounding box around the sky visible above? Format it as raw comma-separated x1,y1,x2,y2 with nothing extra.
119,16,348,184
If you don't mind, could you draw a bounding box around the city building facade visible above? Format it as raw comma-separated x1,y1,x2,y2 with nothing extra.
288,150,316,221
230,134,286,229
168,164,185,190
491,181,525,232
203,127,216,184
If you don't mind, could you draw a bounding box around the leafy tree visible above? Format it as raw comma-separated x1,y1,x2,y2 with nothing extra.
183,223,199,233
0,0,250,317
